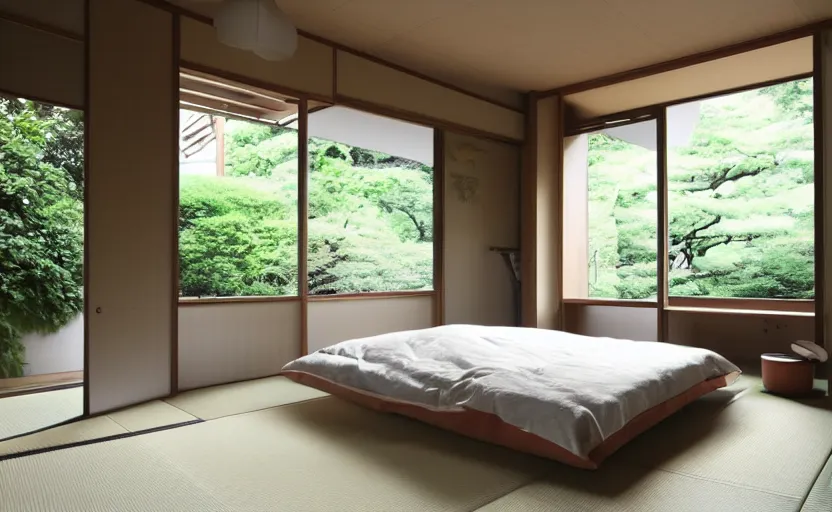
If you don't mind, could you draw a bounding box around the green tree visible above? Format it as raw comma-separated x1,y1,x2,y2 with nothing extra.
0,98,83,377
587,78,814,300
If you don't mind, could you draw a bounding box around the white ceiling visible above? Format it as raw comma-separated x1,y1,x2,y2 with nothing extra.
176,0,832,99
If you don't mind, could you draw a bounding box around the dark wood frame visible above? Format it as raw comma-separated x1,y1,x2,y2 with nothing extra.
656,110,669,342
170,13,180,393
298,98,310,355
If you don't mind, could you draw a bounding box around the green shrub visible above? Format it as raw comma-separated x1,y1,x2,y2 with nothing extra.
0,98,83,377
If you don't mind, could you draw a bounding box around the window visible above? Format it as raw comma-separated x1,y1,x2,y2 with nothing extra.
563,76,815,312
667,79,814,300
178,71,300,299
563,120,658,301
306,107,434,295
177,73,436,300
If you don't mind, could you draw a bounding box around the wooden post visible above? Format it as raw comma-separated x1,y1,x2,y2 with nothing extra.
214,116,225,177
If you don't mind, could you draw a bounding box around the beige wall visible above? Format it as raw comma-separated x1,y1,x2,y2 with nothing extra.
444,132,520,326
307,297,434,353
86,0,175,414
178,302,301,390
0,19,83,108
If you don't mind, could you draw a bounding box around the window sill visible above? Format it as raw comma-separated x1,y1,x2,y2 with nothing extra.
563,298,657,308
307,290,435,302
664,306,814,318
178,296,300,305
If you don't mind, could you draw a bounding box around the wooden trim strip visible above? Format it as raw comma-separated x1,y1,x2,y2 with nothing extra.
0,371,84,392
143,0,522,113
668,296,815,313
334,94,521,145
563,298,658,309
0,8,83,42
543,19,832,97
180,60,330,103
298,98,309,356
82,0,91,418
657,111,669,342
178,296,301,306
555,94,565,330
433,129,446,327
0,85,84,113
666,306,813,318
520,92,539,327
566,73,812,135
170,12,180,394
812,32,826,392
307,291,435,302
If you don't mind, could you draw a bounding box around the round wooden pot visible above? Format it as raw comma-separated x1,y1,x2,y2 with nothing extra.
761,353,814,396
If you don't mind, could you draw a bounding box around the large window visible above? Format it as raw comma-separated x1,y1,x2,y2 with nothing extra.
667,79,814,300
177,73,435,300
178,110,299,299
564,120,657,300
306,108,434,295
563,76,815,310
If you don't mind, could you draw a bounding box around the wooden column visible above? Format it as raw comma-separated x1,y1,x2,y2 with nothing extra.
520,93,564,329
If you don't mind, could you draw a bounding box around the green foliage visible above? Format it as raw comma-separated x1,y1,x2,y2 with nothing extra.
0,98,84,377
178,119,434,298
588,78,814,300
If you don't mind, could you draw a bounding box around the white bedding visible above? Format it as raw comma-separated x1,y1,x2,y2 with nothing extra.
283,325,740,457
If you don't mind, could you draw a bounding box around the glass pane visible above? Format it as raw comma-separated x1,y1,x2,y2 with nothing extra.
307,107,434,295
178,111,299,298
586,120,658,300
667,78,814,299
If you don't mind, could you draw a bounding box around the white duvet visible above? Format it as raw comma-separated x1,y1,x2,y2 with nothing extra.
283,325,740,458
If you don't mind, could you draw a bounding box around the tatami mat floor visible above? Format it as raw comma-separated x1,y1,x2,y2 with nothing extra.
1,374,831,511
0,387,83,441
0,376,327,459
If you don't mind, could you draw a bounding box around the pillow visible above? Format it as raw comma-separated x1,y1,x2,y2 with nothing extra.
281,325,740,469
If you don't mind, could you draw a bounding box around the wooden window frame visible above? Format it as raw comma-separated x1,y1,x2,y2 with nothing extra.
177,68,443,306
563,74,819,318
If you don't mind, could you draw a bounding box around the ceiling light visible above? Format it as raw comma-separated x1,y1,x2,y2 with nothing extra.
214,0,298,62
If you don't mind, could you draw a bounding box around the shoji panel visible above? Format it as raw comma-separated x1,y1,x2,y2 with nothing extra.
178,302,301,391
564,304,657,342
444,132,520,326
307,297,433,353
0,19,83,108
180,17,332,99
87,0,175,414
336,51,524,141
0,0,84,36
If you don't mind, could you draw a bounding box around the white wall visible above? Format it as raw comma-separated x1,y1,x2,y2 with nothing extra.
20,315,84,376
178,302,301,390
444,132,520,326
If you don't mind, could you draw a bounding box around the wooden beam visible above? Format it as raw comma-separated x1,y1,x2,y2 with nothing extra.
657,111,669,342
0,8,83,42
520,93,538,327
543,18,832,98
170,13,180,394
214,116,225,177
298,98,309,356
433,129,446,327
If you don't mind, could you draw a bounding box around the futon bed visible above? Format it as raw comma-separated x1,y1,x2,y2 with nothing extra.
282,324,740,469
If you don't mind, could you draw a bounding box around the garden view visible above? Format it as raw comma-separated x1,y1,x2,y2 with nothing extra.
179,111,434,298
587,78,814,300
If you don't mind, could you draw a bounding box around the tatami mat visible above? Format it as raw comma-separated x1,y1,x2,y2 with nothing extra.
0,435,234,512
107,400,197,432
0,387,83,441
163,375,329,420
803,448,832,512
0,416,126,457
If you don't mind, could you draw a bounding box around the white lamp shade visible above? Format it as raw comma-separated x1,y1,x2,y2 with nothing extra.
214,0,298,61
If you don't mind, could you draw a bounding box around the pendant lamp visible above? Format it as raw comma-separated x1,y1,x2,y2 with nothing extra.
214,0,298,61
